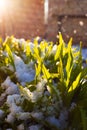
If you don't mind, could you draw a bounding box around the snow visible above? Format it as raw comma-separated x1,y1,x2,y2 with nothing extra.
46,116,60,129
51,44,57,54
14,54,35,84
46,109,68,130
82,48,87,60
17,124,24,130
29,125,40,130
10,103,22,114
6,94,23,123
31,112,43,120
7,94,22,106
5,113,15,123
1,77,19,95
58,109,68,129
21,80,46,102
17,112,30,120
21,87,38,102
69,102,77,111
0,109,4,118
6,129,12,130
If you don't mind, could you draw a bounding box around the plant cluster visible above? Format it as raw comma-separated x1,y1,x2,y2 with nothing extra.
0,34,87,130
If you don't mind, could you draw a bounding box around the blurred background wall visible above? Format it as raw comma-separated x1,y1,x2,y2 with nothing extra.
47,0,87,46
0,0,45,39
0,0,87,46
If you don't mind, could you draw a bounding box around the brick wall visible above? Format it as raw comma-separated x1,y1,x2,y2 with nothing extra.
0,0,45,40
47,0,87,46
0,0,87,46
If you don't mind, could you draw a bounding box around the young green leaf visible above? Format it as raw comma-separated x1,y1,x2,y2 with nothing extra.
68,72,81,92
42,64,51,80
54,33,64,60
26,44,31,57
65,38,73,87
5,44,15,70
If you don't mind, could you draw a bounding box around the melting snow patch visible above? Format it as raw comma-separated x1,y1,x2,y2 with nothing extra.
1,77,19,95
14,55,35,84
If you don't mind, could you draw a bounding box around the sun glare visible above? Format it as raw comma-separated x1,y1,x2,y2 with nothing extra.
0,0,8,12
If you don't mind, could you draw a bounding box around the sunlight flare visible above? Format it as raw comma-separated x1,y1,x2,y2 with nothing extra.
0,0,9,13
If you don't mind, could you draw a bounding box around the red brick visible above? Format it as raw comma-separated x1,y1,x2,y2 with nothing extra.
0,0,87,46
0,0,45,40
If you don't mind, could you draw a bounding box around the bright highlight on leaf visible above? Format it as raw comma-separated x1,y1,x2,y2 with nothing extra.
55,33,64,60
5,44,15,70
68,72,81,92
